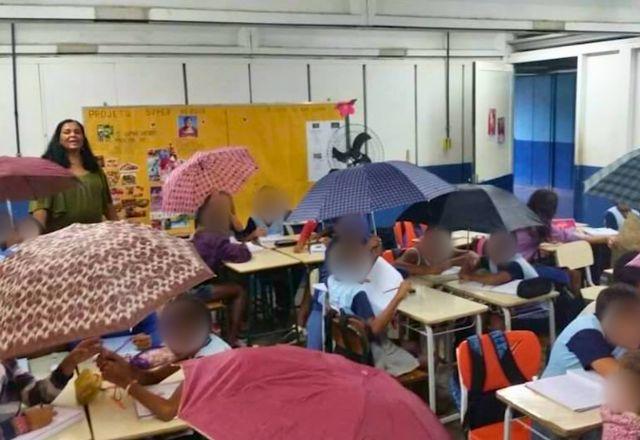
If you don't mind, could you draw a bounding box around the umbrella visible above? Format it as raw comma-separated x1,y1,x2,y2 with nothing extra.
0,221,213,359
0,156,79,223
179,345,449,440
161,147,258,214
399,184,541,233
288,161,454,223
584,148,640,208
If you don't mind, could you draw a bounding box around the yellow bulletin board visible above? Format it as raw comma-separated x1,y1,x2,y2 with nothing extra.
82,103,341,235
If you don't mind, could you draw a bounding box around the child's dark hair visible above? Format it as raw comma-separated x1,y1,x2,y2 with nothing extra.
43,119,101,173
166,295,212,336
195,195,212,228
527,189,558,241
614,251,640,287
595,283,640,320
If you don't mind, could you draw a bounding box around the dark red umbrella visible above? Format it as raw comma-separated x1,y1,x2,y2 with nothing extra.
179,345,450,440
0,156,79,200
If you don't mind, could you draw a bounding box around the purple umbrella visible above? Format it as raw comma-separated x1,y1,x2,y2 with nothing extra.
288,161,454,225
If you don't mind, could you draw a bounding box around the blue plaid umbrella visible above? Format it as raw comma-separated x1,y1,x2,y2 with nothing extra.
288,161,454,222
584,148,640,208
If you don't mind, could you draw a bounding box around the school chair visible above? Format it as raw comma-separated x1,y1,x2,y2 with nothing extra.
555,241,606,302
456,331,541,440
393,221,418,249
330,315,428,389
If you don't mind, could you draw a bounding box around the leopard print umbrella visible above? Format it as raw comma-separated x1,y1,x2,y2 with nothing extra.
0,221,213,359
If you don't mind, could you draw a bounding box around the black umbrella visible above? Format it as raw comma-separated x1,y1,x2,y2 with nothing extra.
399,184,542,233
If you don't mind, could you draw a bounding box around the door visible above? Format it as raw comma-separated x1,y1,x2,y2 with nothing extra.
472,61,514,186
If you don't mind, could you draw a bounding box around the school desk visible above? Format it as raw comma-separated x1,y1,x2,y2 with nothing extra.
274,246,325,265
47,375,93,440
224,248,302,345
445,280,559,342
88,370,189,440
397,281,488,416
29,351,70,379
497,384,601,439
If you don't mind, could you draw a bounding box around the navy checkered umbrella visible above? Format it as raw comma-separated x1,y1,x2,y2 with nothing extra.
288,161,455,222
584,148,640,208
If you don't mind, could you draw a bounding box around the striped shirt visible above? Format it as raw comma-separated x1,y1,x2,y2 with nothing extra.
0,359,72,440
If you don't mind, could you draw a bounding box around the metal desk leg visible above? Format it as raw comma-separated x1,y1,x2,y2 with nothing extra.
475,314,483,335
247,273,257,346
287,267,300,342
547,299,556,343
426,325,437,413
503,406,513,440
502,307,512,330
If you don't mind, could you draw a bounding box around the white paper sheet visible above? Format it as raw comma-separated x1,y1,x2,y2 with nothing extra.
362,258,404,315
581,227,619,237
525,370,604,412
102,335,140,358
306,120,342,181
16,407,83,440
134,382,182,419
457,280,521,296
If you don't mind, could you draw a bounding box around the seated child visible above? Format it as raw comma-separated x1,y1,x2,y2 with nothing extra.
543,284,640,378
605,202,639,231
327,236,418,377
0,339,100,439
240,186,289,240
394,227,468,276
218,191,245,239
460,230,538,285
0,217,43,261
97,296,214,421
602,350,640,439
192,193,250,347
613,251,640,289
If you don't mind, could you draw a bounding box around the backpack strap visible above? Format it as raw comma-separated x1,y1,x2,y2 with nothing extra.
487,331,528,385
461,334,486,431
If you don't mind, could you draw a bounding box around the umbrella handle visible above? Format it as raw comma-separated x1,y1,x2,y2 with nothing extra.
6,199,14,227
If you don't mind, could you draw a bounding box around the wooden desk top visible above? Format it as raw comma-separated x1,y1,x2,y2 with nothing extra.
497,384,601,438
445,280,559,308
48,377,93,440
89,371,189,440
29,352,69,379
224,248,300,274
398,282,488,325
274,246,325,265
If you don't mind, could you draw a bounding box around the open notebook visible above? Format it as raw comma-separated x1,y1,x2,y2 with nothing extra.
525,369,604,412
134,382,182,419
460,280,522,296
16,407,84,440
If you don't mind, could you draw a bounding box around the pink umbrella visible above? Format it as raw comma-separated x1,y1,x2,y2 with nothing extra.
179,345,450,440
161,147,258,214
0,156,79,222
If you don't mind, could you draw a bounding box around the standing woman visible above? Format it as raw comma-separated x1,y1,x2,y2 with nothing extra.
31,119,118,233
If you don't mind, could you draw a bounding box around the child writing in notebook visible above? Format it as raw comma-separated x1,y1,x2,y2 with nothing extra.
327,236,419,377
191,193,250,347
543,284,640,379
602,350,640,439
0,339,101,440
97,296,215,421
460,230,538,285
394,227,469,276
240,185,289,240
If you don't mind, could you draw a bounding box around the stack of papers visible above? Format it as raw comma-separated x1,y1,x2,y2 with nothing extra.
459,280,521,296
526,370,604,412
581,227,618,237
16,407,83,440
134,382,181,419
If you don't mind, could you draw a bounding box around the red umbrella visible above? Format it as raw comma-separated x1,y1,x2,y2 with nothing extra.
161,147,258,214
179,345,449,440
0,156,78,200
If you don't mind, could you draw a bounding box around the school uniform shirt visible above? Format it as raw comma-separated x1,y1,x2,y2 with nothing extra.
241,215,286,238
0,359,72,440
478,256,525,280
605,206,640,231
542,314,626,378
192,230,251,273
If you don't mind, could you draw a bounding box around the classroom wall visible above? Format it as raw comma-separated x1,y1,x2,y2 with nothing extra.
510,37,640,225
0,21,505,224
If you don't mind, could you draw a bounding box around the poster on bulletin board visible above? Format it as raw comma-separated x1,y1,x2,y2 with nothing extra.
82,103,341,235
